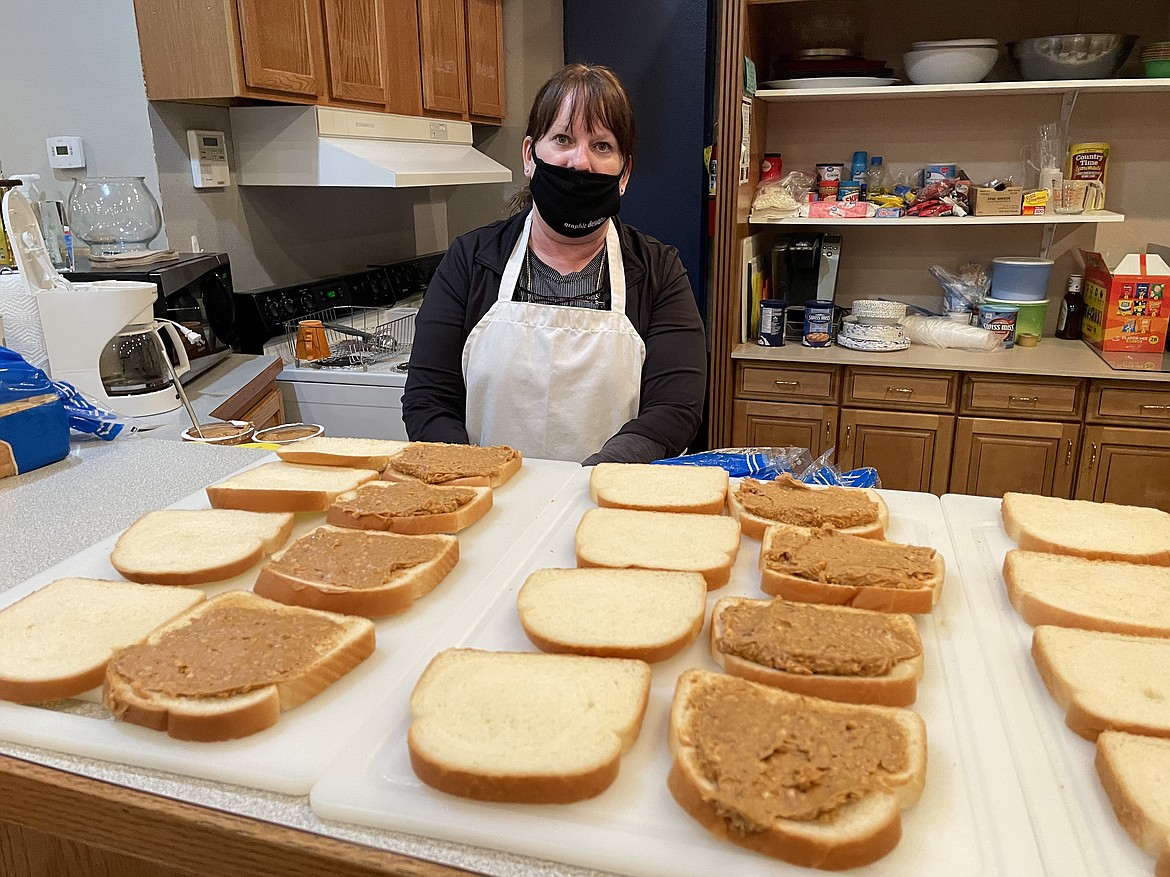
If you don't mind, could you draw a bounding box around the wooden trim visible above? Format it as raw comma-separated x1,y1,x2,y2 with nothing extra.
706,0,746,449
210,359,284,422
385,0,424,116
0,755,475,877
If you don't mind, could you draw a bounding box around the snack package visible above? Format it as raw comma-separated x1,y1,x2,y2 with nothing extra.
654,446,880,489
929,262,990,313
749,171,814,221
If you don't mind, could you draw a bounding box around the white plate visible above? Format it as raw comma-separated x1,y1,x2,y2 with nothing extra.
760,76,901,89
836,334,912,352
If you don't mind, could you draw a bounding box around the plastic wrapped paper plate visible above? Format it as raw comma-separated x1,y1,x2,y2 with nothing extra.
836,334,911,352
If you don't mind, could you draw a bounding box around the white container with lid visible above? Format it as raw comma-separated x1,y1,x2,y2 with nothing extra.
988,257,1054,301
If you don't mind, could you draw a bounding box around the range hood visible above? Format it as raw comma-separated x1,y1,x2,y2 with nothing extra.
229,106,512,188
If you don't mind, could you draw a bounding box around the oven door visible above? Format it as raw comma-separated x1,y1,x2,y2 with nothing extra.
158,263,236,380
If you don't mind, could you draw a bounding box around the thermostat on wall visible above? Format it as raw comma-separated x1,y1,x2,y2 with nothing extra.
46,136,85,169
186,129,230,188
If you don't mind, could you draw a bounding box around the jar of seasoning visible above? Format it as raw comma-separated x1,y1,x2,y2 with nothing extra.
802,300,834,347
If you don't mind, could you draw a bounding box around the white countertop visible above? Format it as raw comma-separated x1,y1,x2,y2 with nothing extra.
733,339,1170,383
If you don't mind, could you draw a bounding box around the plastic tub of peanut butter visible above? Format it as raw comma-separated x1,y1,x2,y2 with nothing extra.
181,420,254,445
252,423,325,444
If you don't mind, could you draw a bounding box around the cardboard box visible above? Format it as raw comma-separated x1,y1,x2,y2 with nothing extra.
1022,189,1048,216
1080,249,1170,353
969,186,1023,216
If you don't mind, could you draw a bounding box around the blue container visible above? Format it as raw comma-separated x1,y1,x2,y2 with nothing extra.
757,299,788,347
989,257,1054,301
802,300,834,347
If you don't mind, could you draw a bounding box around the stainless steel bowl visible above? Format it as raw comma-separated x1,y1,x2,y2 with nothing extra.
1007,34,1138,80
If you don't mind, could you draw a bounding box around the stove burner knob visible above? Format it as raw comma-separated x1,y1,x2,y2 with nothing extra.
301,293,316,312
266,300,283,319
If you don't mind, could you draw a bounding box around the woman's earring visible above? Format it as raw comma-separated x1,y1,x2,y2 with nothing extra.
620,186,626,195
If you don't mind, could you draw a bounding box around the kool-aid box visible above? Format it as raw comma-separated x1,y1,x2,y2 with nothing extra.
1080,249,1170,353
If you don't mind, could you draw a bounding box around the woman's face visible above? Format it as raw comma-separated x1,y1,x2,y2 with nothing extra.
523,98,631,184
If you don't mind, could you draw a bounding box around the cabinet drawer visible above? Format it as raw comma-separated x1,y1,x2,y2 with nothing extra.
961,375,1085,420
736,363,838,403
1087,382,1170,426
842,367,957,412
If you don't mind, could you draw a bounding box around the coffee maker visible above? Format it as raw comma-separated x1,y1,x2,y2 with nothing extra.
771,233,843,303
2,190,190,418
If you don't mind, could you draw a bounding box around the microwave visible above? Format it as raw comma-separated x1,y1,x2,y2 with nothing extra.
65,252,236,382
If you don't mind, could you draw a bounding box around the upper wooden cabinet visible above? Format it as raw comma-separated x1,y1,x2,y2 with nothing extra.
132,0,504,122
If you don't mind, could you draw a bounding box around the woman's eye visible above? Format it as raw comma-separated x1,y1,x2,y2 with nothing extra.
595,142,613,153
553,134,571,145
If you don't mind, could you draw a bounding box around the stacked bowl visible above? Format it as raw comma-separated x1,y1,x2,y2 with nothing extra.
839,300,910,351
903,39,999,84
1142,42,1170,78
986,257,1054,343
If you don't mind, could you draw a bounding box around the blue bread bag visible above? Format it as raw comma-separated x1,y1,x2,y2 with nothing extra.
0,345,69,478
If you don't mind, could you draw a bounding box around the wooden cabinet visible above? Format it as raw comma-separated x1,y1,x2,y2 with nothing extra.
736,362,838,404
241,386,286,432
210,360,286,429
838,409,954,495
1087,381,1170,427
951,418,1080,499
843,367,957,413
961,374,1086,421
132,0,504,122
1075,426,1170,512
732,400,836,457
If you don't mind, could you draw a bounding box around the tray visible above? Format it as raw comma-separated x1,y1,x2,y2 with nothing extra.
0,455,580,796
940,493,1156,876
310,473,1042,877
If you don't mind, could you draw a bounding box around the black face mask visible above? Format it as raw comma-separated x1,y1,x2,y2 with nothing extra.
529,155,624,238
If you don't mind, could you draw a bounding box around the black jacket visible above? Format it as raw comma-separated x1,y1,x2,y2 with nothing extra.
402,211,706,461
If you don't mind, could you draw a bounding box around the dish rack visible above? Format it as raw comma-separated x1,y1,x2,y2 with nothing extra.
280,306,416,369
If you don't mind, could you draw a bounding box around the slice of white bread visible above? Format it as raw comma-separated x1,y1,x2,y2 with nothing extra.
0,578,205,704
253,525,458,617
1032,625,1170,741
1002,492,1170,565
1096,731,1170,875
760,523,944,614
110,509,295,585
408,648,651,803
275,436,408,470
1004,550,1170,636
516,568,707,662
103,590,374,741
729,475,889,541
589,463,729,514
668,669,926,870
206,461,380,513
711,596,924,707
575,507,742,589
382,442,522,488
325,480,492,535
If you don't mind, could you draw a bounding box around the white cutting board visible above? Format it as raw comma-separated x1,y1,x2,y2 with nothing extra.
939,494,1156,877
310,473,1044,877
0,455,580,796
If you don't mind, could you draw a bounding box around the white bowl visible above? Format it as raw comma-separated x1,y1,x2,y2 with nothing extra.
912,38,998,49
903,46,999,84
851,299,909,322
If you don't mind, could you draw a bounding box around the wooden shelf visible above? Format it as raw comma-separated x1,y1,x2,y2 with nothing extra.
749,211,1125,227
756,79,1170,102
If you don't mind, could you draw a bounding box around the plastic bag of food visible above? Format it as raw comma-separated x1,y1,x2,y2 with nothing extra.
749,171,813,220
901,315,1002,350
653,446,880,488
928,262,990,312
0,345,70,477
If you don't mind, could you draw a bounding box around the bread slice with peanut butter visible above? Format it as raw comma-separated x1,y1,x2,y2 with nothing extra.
103,590,374,742
760,523,944,614
381,441,522,488
668,669,926,870
325,480,492,535
729,475,888,541
253,525,458,617
711,596,924,707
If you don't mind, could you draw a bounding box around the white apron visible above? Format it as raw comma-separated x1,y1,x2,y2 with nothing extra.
461,214,646,462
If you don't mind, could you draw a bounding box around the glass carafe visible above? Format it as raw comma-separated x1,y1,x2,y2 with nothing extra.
68,177,162,256
98,322,174,396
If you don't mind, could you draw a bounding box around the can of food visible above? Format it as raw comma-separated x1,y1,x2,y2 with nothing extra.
816,163,845,184
837,180,862,205
977,302,1019,349
756,299,788,347
923,162,958,185
802,300,834,348
760,153,783,183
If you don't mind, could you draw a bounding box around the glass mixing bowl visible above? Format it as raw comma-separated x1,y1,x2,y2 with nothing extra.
68,177,162,256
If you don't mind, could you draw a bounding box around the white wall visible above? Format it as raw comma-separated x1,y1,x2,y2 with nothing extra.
1,0,564,292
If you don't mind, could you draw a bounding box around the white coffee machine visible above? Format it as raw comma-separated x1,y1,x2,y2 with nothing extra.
2,190,190,417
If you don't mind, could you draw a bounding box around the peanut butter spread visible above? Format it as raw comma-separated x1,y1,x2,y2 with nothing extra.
764,528,935,591
718,600,920,677
335,482,475,518
268,529,445,589
388,443,518,483
110,606,342,698
736,476,878,529
689,677,910,828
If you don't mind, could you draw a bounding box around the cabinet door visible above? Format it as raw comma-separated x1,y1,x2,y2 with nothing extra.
732,401,836,457
465,0,504,120
951,417,1080,499
418,0,468,115
322,0,388,105
1075,426,1170,512
838,409,954,495
242,386,286,432
236,0,326,96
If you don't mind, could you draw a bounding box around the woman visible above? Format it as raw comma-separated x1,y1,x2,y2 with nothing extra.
402,64,706,465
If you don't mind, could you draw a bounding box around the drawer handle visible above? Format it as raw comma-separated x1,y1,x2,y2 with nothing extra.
1009,395,1039,406
844,424,852,449
885,386,914,396
1065,439,1073,466
774,380,800,391
1140,404,1170,413
825,421,832,445
1089,442,1098,469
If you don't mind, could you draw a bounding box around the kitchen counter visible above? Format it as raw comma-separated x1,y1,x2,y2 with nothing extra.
733,338,1170,382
